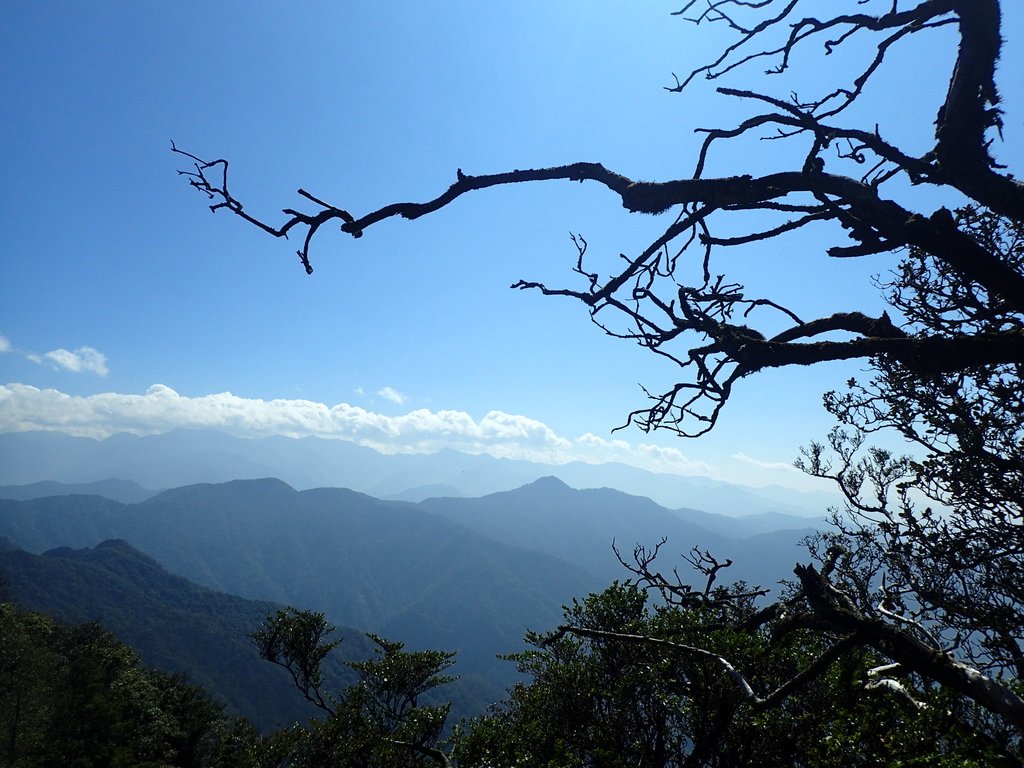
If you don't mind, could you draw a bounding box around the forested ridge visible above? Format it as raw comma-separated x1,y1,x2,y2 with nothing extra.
0,537,371,731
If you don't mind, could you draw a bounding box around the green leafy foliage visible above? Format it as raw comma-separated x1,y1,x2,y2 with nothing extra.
252,607,342,713
0,602,253,768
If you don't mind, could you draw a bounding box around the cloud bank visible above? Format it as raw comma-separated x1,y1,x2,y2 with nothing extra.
0,383,713,476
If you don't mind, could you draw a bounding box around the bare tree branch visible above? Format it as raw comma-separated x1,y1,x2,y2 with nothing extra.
548,623,857,712
794,563,1024,731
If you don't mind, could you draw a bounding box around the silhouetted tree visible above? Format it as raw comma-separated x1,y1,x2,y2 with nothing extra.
178,0,1024,756
252,608,457,766
456,582,1012,767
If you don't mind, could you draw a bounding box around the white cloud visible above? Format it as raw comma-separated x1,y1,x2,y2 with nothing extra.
732,451,801,474
377,386,406,405
0,334,106,375
578,432,714,476
43,346,109,376
0,383,715,477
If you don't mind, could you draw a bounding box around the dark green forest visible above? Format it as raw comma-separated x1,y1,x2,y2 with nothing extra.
2,579,1017,767
0,602,249,768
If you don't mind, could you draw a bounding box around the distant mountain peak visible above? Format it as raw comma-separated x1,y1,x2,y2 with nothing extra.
95,537,141,552
223,477,295,491
522,475,572,491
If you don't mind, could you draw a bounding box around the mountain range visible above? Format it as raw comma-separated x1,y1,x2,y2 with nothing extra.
0,479,599,687
0,429,837,518
0,473,819,692
0,428,830,723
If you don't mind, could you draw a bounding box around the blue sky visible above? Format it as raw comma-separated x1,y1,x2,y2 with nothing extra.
2,2,1020,490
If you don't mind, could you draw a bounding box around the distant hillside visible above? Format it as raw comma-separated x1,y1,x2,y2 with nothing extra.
0,479,601,687
420,477,817,592
0,538,374,730
0,429,837,518
0,478,157,504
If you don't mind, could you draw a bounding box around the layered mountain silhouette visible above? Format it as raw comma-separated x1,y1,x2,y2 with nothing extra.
0,429,836,517
0,478,156,504
0,429,830,722
0,479,602,688
420,476,816,589
0,474,819,687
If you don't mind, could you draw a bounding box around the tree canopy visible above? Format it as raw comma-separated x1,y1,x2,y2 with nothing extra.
0,603,252,768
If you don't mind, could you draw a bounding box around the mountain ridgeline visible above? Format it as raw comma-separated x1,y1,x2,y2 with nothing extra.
0,428,836,517
0,479,598,680
0,474,819,716
0,431,827,723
